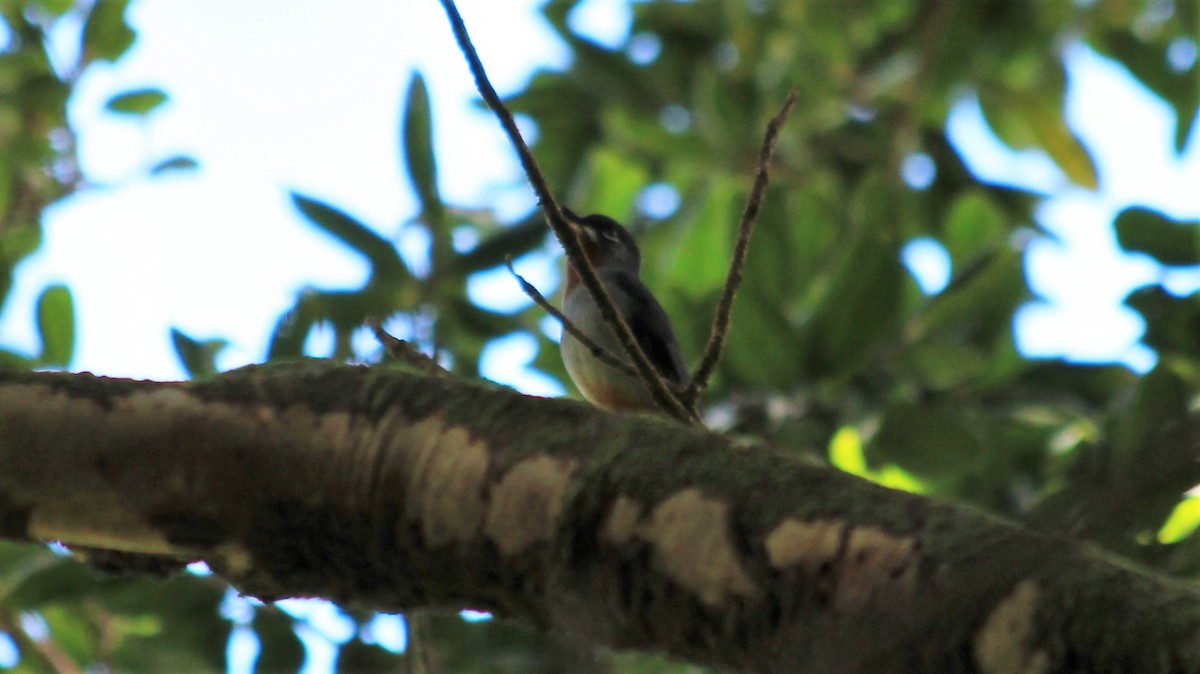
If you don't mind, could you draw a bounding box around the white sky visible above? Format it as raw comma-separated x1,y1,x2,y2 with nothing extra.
0,0,1196,387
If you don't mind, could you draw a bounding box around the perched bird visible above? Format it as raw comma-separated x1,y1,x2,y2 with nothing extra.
559,208,688,411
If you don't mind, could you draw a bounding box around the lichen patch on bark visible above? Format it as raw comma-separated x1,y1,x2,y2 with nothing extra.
215,541,254,577
485,455,576,556
640,488,758,606
763,518,845,574
401,415,489,548
763,519,919,613
833,526,919,612
974,579,1048,674
600,496,644,546
112,387,191,414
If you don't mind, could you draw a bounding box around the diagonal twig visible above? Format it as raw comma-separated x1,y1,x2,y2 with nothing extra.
366,318,449,376
683,88,800,407
437,0,695,422
505,257,640,379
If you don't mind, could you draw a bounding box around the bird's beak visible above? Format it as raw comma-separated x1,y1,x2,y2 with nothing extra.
560,208,596,243
560,207,582,231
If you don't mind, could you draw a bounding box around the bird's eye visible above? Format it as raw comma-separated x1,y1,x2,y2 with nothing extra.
602,230,620,242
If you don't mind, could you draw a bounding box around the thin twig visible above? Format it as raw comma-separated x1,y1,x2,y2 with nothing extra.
366,318,448,375
505,257,639,378
437,0,695,422
684,88,800,406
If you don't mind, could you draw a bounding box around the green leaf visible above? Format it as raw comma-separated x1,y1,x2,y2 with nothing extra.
665,178,738,299
336,638,407,673
909,249,1026,346
32,0,75,16
450,219,547,275
1158,498,1200,544
291,193,408,282
1096,30,1200,155
1039,363,1200,542
170,328,228,380
401,75,437,203
1014,361,1136,410
16,71,71,141
0,557,98,609
829,426,926,494
0,152,11,222
977,83,1099,189
723,290,802,387
39,604,101,666
0,221,44,265
0,542,54,584
1113,207,1200,266
150,155,200,175
941,190,1008,266
804,174,906,373
253,608,305,673
402,74,449,267
829,425,869,475
35,284,74,367
102,575,229,673
81,0,135,64
1125,286,1200,358
693,67,758,156
0,222,39,316
1022,102,1098,189
869,403,987,480
105,88,168,116
730,179,835,318
899,342,988,391
1111,363,1190,470
579,146,650,219
504,73,602,193
0,349,33,370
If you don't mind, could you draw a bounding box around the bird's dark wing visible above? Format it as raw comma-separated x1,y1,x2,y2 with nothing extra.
611,274,689,386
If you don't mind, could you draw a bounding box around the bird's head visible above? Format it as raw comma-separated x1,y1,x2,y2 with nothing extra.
562,208,642,275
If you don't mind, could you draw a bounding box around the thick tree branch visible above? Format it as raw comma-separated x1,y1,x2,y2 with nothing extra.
1,364,1198,673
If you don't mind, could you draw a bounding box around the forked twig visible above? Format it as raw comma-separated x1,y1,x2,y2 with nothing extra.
683,88,799,406
437,0,694,422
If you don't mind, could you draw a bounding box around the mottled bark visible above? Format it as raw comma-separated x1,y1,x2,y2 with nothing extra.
0,363,1197,673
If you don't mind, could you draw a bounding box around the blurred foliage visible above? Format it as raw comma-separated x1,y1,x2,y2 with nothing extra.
0,0,190,370
1,0,1199,671
171,327,228,380
265,73,544,375
32,282,71,367
0,540,230,672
